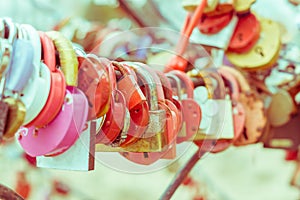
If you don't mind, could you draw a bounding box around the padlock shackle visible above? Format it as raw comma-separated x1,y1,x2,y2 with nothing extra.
166,74,183,100
39,31,57,72
46,31,79,87
3,18,17,44
154,70,173,101
217,68,240,103
128,63,159,111
168,70,194,99
219,66,251,93
187,70,214,99
133,62,165,101
21,25,41,73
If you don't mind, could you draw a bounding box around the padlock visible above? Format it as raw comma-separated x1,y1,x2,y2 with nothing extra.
182,0,218,13
142,64,178,146
228,13,260,53
2,33,34,139
120,64,176,164
86,56,111,118
233,0,256,14
24,31,66,128
188,69,234,152
18,86,89,156
218,68,245,141
205,0,234,17
77,54,110,120
267,90,297,127
5,30,34,92
156,70,183,135
36,120,95,171
155,70,182,159
46,31,79,86
17,24,51,125
167,70,202,143
114,62,150,146
95,63,168,153
198,12,233,35
262,105,300,151
0,51,9,140
226,18,281,71
220,66,267,146
196,68,245,152
96,89,127,145
95,60,128,145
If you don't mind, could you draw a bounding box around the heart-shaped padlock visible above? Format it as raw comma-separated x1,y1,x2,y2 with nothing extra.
167,70,202,143
77,54,110,120
96,61,127,145
155,70,183,135
18,86,88,156
198,12,233,34
18,24,51,125
86,56,111,118
226,18,281,71
2,31,34,139
228,13,260,53
24,31,66,128
155,70,183,159
221,66,267,146
113,62,150,146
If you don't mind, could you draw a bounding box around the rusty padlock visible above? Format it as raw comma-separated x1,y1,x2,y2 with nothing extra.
220,66,267,146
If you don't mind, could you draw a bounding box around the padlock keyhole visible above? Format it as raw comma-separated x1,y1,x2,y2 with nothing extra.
255,46,264,57
238,33,243,41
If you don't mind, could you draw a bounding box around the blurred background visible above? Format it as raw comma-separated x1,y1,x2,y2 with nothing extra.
0,0,300,199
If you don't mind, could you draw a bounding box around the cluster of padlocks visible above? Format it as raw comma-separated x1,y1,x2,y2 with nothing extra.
0,0,299,172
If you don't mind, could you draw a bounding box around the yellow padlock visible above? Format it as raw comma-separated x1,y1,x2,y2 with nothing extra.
234,0,256,14
46,31,79,86
226,18,281,71
182,0,219,13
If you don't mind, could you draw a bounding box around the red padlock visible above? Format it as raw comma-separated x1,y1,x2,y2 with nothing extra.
228,13,260,53
113,62,150,146
120,63,175,165
198,12,233,34
77,55,111,120
87,54,112,118
24,31,66,128
96,61,127,145
167,70,202,143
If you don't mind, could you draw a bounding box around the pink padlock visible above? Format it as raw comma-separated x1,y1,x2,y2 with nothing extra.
218,68,245,142
18,87,88,157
